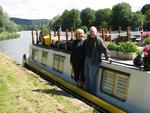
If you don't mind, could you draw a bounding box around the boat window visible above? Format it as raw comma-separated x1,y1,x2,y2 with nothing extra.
100,68,129,101
32,49,38,62
53,54,65,73
41,51,48,66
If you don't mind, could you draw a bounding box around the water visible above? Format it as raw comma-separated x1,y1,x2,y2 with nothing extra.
0,31,32,64
0,31,142,65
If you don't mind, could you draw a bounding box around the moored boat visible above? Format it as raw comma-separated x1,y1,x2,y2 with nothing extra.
23,29,150,113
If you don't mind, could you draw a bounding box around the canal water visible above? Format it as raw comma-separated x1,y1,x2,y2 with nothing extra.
0,31,141,65
0,31,32,64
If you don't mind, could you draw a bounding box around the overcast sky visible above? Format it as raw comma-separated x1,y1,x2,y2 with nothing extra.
0,0,149,19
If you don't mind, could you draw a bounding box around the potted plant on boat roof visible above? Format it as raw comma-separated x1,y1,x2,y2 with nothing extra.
107,42,139,60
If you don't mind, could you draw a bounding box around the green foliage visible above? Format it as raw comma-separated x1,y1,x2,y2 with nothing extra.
40,25,49,36
111,2,132,30
60,9,81,30
81,26,88,33
3,2,149,31
52,15,62,30
144,21,150,31
69,9,81,27
141,37,150,46
144,9,150,30
0,32,20,40
11,17,49,30
0,6,18,32
119,42,139,53
107,42,119,51
145,9,150,21
141,4,150,14
131,12,144,28
107,42,139,53
80,8,95,27
61,10,70,30
95,8,112,27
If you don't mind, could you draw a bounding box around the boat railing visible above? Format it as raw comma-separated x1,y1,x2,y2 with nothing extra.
31,26,144,47
102,58,144,71
30,27,149,71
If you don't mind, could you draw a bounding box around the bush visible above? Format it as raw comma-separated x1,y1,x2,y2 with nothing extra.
0,32,20,40
81,26,88,33
107,42,139,53
40,25,49,36
107,42,119,51
119,42,139,53
141,37,150,46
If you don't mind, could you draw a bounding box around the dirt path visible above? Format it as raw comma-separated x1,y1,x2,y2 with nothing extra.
0,52,93,113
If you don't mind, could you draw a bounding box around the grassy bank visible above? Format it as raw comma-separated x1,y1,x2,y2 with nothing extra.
0,32,20,41
0,52,93,113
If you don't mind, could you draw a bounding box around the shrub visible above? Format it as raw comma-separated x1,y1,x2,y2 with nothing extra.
119,42,139,53
107,42,139,53
0,32,20,40
81,26,88,33
141,37,150,46
107,42,119,51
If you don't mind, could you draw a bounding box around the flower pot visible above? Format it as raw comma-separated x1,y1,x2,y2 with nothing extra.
109,50,117,58
109,50,136,60
123,52,136,60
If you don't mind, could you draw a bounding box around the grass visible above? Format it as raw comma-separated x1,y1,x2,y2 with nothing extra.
0,52,93,113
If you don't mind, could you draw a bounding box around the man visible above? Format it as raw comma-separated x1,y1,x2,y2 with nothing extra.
84,26,111,94
70,29,85,87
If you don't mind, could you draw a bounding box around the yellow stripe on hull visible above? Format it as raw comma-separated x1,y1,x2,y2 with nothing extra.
25,61,126,113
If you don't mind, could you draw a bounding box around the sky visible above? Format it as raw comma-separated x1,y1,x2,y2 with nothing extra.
0,0,149,20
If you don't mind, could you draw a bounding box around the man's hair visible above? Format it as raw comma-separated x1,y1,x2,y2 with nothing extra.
89,26,97,32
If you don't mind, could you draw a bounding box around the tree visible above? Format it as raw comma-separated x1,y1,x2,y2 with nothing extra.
111,2,132,30
68,9,81,28
52,15,62,31
0,5,18,32
61,10,70,30
61,9,81,31
141,4,150,14
80,8,95,27
131,12,144,30
49,20,54,30
0,6,4,32
144,9,150,30
40,25,49,35
95,8,112,27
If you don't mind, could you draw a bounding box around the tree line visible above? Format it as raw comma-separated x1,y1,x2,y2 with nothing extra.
49,2,150,31
1,2,150,32
0,6,19,33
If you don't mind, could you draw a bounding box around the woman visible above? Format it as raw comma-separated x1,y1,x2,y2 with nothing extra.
70,29,85,87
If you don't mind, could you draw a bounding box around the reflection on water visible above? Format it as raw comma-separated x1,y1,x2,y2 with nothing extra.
0,31,32,64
